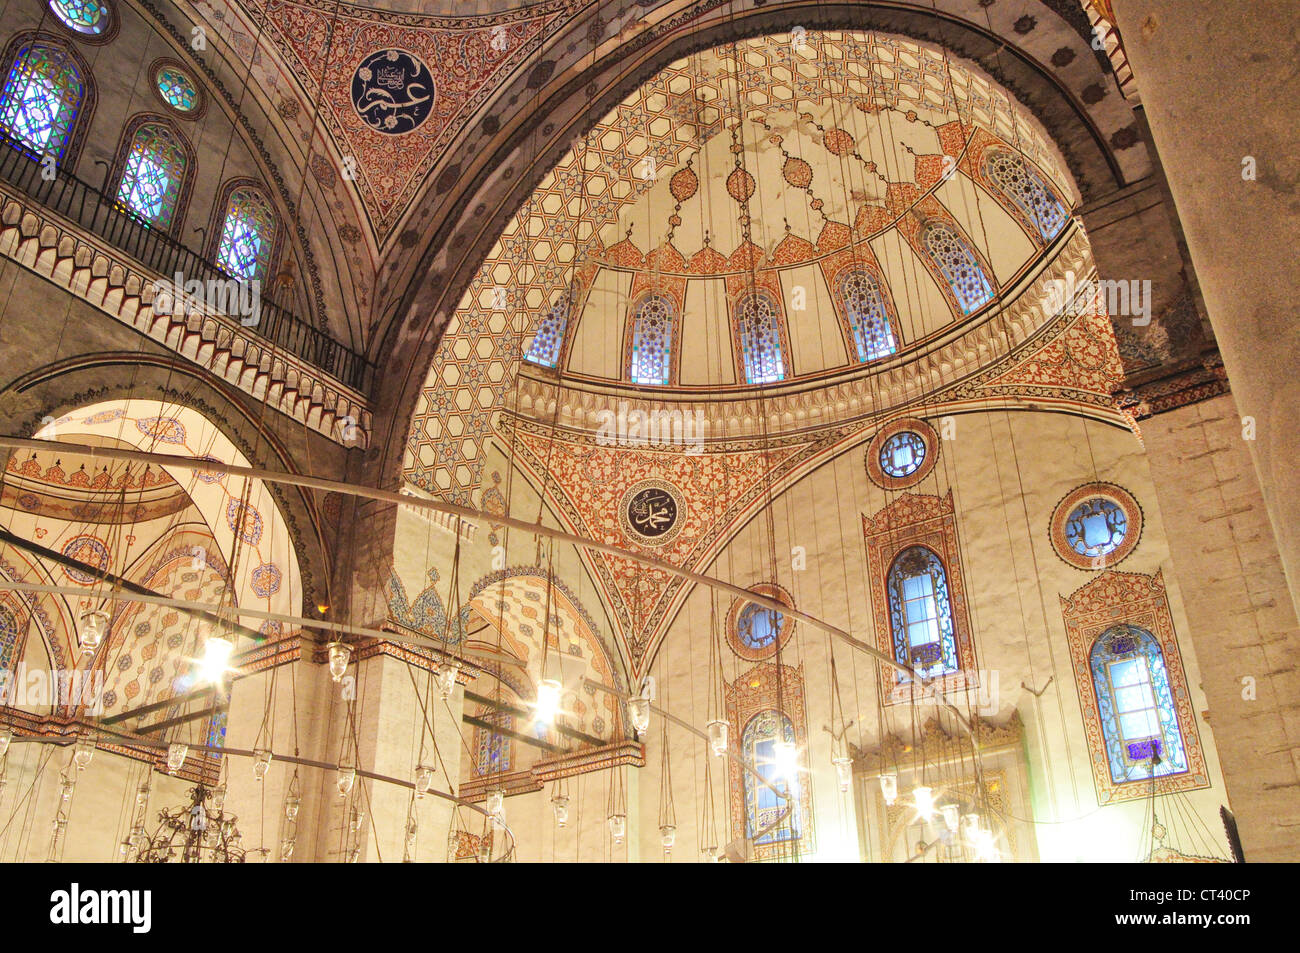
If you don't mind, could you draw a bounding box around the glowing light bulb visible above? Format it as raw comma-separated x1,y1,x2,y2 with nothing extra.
326,641,352,683
941,804,960,833
0,728,12,758
135,781,150,807
166,743,188,774
879,772,898,805
198,636,234,684
913,785,935,820
72,736,94,771
59,776,74,802
414,764,435,799
962,813,980,841
435,662,459,700
253,748,273,781
972,826,999,862
706,719,729,757
337,766,356,798
279,839,295,862
534,678,562,726
832,755,853,793
551,793,570,828
486,790,504,817
628,697,651,736
608,813,626,843
211,783,227,810
284,796,301,821
660,824,676,851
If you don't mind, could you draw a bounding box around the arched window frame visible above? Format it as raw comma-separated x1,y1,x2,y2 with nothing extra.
981,147,1070,243
0,33,96,167
473,707,513,777
1090,624,1190,785
837,269,899,363
0,603,21,672
46,0,119,43
524,292,571,369
733,290,789,384
109,113,195,236
207,177,281,283
887,545,960,679
741,709,801,847
920,221,994,315
626,292,677,386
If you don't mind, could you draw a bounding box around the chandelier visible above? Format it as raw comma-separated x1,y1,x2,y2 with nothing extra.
133,785,248,863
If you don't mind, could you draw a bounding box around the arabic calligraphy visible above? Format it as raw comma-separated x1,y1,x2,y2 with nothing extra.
619,481,685,546
350,49,435,135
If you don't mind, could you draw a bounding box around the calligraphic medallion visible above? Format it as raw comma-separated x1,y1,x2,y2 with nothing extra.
351,49,435,135
619,479,685,547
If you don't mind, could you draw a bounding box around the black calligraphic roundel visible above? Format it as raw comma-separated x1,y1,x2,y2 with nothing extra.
620,481,685,546
351,49,435,135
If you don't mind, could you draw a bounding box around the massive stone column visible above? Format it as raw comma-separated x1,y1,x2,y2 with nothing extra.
1109,0,1300,613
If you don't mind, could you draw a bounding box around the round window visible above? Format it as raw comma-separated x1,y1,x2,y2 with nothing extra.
878,430,927,478
49,0,109,35
1064,497,1127,558
157,66,199,113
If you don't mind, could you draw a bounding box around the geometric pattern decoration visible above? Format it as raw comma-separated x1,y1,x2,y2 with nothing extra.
0,43,85,161
1048,481,1142,571
984,149,1069,242
215,185,277,282
839,270,898,363
628,294,676,386
863,492,978,704
1059,570,1210,804
734,293,787,385
523,294,569,368
49,0,110,36
921,222,994,315
115,120,188,230
864,417,939,490
154,62,199,115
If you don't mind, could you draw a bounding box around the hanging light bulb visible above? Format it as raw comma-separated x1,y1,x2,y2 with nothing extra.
0,727,13,758
962,812,981,842
447,828,461,858
166,743,188,774
59,776,74,803
72,736,94,771
608,813,626,844
551,793,570,828
628,696,651,736
197,635,235,684
326,641,352,683
879,772,899,805
252,748,273,781
135,780,151,808
435,661,459,700
414,764,435,799
941,804,960,833
972,826,999,862
404,820,418,855
486,790,504,818
534,678,562,726
660,824,676,852
912,785,935,821
77,609,108,655
832,755,853,794
337,766,356,798
349,807,365,834
279,839,295,862
706,719,729,757
284,795,302,821
211,783,227,810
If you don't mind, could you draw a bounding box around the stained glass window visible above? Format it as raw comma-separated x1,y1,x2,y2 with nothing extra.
985,150,1068,241
474,709,512,776
888,546,958,679
923,223,993,314
524,294,569,368
0,605,18,671
49,0,109,35
840,271,897,362
156,66,198,113
116,122,187,229
879,431,927,478
736,292,786,384
1091,625,1189,784
629,294,675,385
742,710,800,846
0,44,85,162
216,186,276,281
1065,497,1127,559
737,603,782,651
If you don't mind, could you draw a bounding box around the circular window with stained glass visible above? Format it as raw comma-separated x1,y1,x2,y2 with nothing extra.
49,0,112,37
1049,482,1142,570
153,61,203,117
726,583,796,660
865,417,938,488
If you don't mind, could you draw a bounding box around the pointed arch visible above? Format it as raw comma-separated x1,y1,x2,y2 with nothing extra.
0,34,96,166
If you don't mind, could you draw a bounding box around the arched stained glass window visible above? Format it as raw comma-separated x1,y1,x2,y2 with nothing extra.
923,223,993,314
840,271,897,362
984,150,1068,241
629,294,675,385
0,605,18,671
736,292,786,384
49,0,109,36
156,66,198,113
887,546,959,679
473,709,512,776
1090,625,1189,785
525,294,570,368
116,122,187,229
216,186,276,281
0,44,85,162
742,709,800,846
